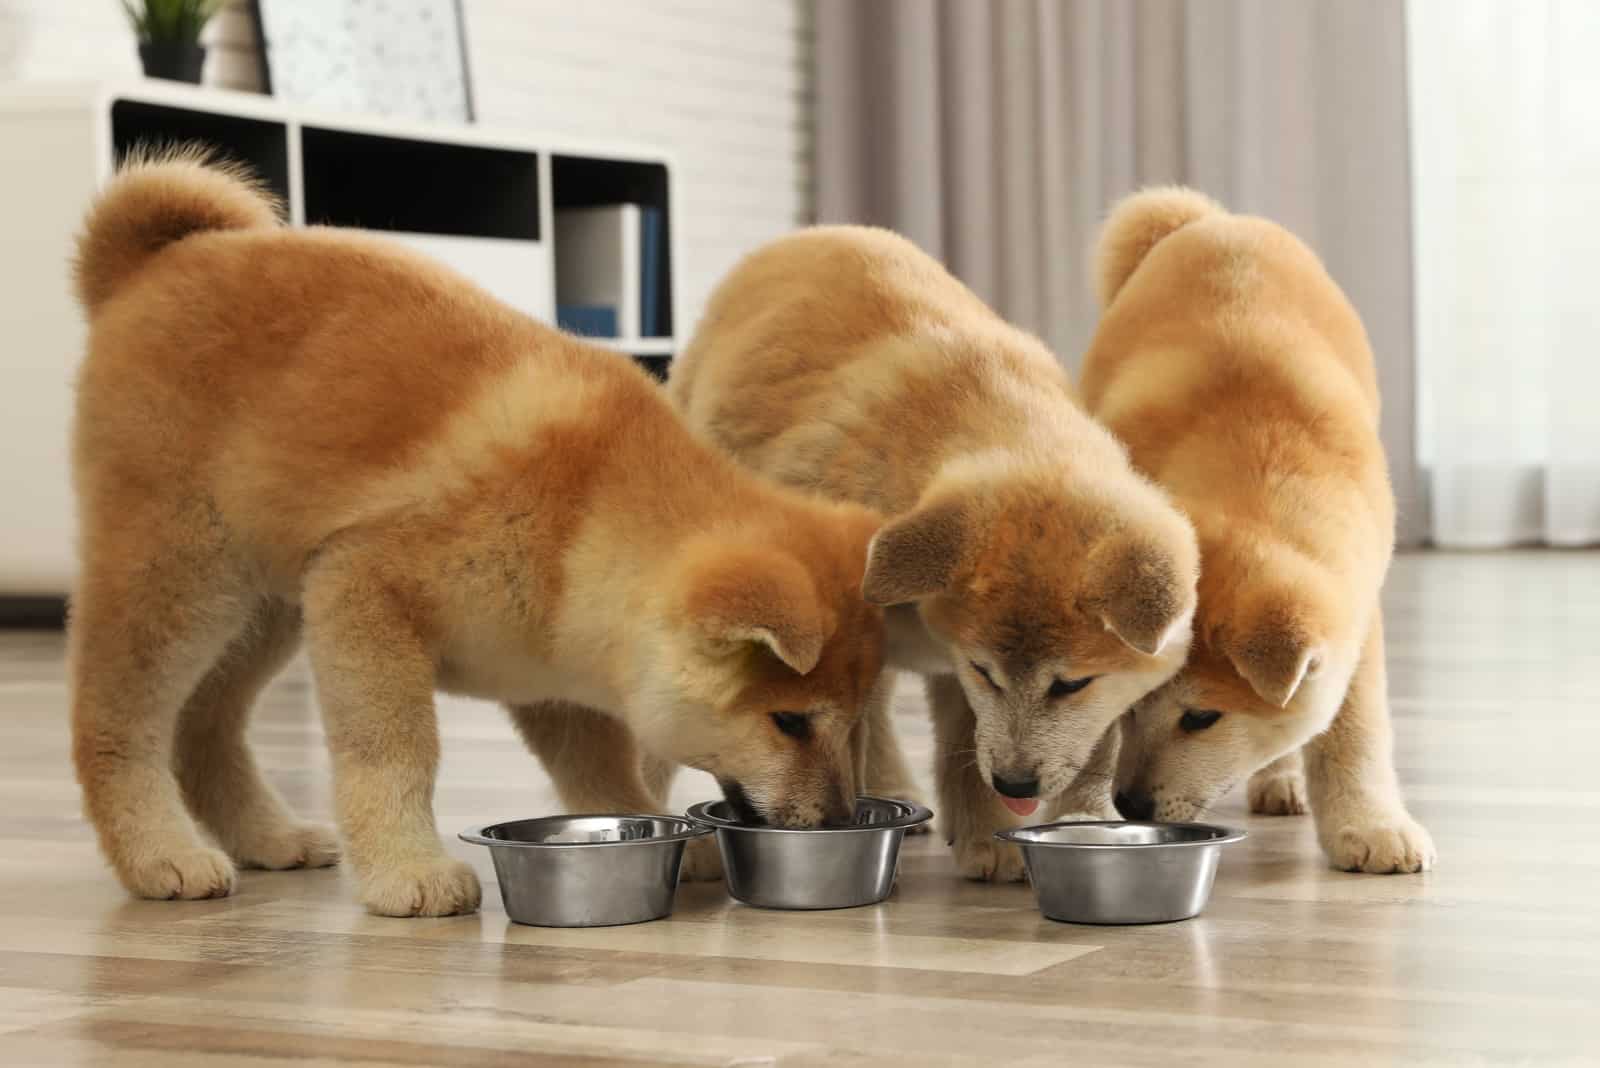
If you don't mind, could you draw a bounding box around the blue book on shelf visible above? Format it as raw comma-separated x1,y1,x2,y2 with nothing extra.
557,304,618,338
639,207,663,337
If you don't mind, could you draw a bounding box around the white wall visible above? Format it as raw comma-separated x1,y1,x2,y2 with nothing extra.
468,1,813,322
0,0,815,327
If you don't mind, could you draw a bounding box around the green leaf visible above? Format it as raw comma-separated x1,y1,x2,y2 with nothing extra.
120,0,225,44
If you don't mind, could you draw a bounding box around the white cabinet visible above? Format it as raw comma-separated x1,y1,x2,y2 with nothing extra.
381,233,554,322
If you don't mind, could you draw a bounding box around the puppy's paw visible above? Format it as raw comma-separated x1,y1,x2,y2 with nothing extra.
678,835,724,882
1053,807,1117,824
233,821,341,870
1325,814,1436,874
952,836,1027,882
121,846,237,900
1051,789,1119,824
361,857,481,917
1248,770,1309,816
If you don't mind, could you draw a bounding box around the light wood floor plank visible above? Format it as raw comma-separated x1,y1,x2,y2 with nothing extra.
1,551,1598,1064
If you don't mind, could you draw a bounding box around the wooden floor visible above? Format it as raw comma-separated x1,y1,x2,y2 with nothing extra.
2,551,1598,1066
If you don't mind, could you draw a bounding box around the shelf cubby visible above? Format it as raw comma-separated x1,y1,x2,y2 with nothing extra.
301,127,540,239
552,154,673,339
110,99,291,204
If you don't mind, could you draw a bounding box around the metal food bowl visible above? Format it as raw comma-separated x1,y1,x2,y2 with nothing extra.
460,815,712,927
996,820,1246,925
686,795,932,910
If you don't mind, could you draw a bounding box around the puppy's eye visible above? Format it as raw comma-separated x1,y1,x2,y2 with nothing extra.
771,711,812,741
1047,676,1096,699
970,662,1001,690
1179,709,1223,733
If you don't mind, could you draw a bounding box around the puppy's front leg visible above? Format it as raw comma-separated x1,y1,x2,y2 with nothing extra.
304,570,480,917
512,701,722,881
927,674,1026,882
859,672,930,822
1304,618,1435,874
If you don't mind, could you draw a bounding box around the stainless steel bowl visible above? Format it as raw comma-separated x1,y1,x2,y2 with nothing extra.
686,795,932,910
996,820,1246,925
460,815,712,927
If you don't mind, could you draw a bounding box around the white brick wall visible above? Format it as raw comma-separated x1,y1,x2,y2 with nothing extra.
0,0,815,327
468,0,813,320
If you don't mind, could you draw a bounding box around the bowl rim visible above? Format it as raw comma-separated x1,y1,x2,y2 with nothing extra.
686,794,933,835
458,813,713,849
994,819,1247,849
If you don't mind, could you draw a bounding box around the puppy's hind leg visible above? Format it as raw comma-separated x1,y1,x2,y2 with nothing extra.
175,598,338,870
70,527,250,901
510,701,665,812
1248,748,1309,816
512,701,721,881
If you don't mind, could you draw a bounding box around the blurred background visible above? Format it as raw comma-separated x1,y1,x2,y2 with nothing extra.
1,0,1595,609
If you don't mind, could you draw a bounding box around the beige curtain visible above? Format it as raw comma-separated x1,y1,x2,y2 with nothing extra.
815,0,1421,544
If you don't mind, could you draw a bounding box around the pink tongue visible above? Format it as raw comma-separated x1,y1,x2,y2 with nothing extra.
1000,796,1040,817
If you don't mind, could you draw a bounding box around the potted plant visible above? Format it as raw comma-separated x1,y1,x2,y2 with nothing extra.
121,0,226,84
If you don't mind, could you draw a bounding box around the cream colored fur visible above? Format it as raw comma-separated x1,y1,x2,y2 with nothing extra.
1082,188,1434,873
672,226,1200,880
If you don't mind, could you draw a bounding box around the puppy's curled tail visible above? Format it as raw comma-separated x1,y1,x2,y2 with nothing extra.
74,146,281,314
1094,186,1222,308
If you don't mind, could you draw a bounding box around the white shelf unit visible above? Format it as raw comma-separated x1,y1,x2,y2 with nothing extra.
0,80,680,599
592,337,678,358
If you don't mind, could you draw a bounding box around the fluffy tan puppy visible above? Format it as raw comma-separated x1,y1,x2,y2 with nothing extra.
1081,188,1435,873
68,154,886,916
671,226,1199,880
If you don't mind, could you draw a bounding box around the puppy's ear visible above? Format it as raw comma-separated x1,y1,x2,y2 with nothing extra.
679,545,834,674
1091,536,1197,657
861,499,966,605
1223,594,1325,707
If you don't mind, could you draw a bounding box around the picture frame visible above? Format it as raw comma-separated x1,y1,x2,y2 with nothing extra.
249,0,475,123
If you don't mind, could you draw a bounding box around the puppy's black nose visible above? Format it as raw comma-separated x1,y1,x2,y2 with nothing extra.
991,773,1040,799
1115,789,1156,821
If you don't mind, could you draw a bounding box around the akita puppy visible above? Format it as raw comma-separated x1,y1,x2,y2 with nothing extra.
671,226,1199,881
1081,188,1435,873
68,154,885,917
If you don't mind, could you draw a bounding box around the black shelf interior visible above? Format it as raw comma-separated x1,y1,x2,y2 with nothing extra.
301,127,539,240
552,154,672,338
110,100,291,204
634,355,670,381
